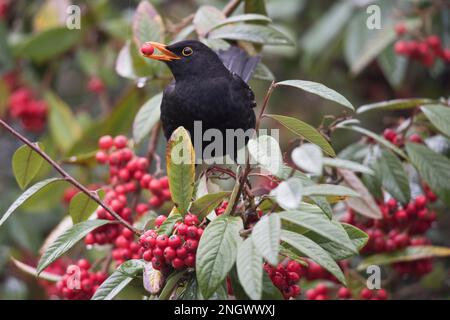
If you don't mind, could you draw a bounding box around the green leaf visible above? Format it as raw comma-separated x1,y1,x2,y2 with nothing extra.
305,223,368,260
189,191,230,220
208,24,293,45
132,1,165,71
377,43,408,88
252,214,281,265
376,150,410,204
301,1,354,55
247,135,283,176
291,143,323,175
236,238,263,300
14,27,81,63
275,80,354,111
12,144,45,189
45,91,82,153
406,142,450,206
37,220,110,274
337,125,407,159
323,157,374,175
280,230,346,285
158,212,182,236
193,5,226,37
166,127,196,215
261,271,283,300
265,114,335,157
211,14,272,31
133,93,163,144
270,177,303,210
92,259,145,300
12,258,61,282
69,190,105,224
421,104,450,137
338,168,382,219
0,178,64,227
279,211,357,254
349,18,421,75
159,270,185,300
302,184,360,198
358,246,450,271
357,98,434,114
196,215,243,299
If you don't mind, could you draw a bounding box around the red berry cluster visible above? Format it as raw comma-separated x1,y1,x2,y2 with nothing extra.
87,76,105,93
301,260,346,283
306,283,387,300
139,214,204,271
86,135,171,246
394,24,450,67
0,0,9,19
38,259,69,298
342,192,437,277
383,129,423,147
62,184,99,205
264,260,302,299
7,87,48,132
95,135,171,210
111,227,142,265
55,259,107,300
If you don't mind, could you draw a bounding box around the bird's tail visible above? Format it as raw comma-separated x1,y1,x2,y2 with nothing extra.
218,46,261,83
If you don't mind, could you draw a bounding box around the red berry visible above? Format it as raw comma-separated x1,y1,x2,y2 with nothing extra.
149,196,162,208
140,43,155,56
338,287,352,299
113,135,128,149
184,254,195,267
156,235,168,248
115,235,129,248
186,226,198,239
185,239,198,252
426,35,441,50
140,174,152,188
315,283,328,295
172,258,184,269
184,214,199,226
98,135,113,150
395,23,406,36
415,195,427,209
87,76,105,93
287,260,301,273
159,176,169,188
376,289,388,300
176,247,188,259
77,259,91,270
163,247,176,261
360,288,373,299
155,215,167,227
95,151,108,164
168,235,182,248
148,179,162,193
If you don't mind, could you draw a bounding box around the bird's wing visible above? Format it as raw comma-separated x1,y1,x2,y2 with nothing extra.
218,46,261,83
230,73,257,110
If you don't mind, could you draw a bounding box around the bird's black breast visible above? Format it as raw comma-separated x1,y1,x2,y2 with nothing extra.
160,74,256,144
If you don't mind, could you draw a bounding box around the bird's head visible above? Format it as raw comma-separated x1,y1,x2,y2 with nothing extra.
140,40,227,80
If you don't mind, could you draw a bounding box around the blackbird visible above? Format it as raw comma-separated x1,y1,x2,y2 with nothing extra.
141,40,259,162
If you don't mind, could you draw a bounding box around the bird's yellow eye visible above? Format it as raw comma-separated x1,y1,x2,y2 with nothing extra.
182,47,193,57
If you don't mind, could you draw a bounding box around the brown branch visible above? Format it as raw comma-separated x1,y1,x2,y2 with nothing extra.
0,119,141,235
230,81,277,214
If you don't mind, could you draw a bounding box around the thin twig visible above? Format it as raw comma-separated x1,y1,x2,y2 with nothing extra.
230,82,277,214
0,119,141,235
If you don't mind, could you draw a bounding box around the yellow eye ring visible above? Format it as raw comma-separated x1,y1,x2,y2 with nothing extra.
182,47,193,56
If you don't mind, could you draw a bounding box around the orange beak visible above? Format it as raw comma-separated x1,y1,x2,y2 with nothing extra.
141,41,180,61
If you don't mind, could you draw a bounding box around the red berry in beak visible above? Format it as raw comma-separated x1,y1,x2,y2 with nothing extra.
141,43,154,56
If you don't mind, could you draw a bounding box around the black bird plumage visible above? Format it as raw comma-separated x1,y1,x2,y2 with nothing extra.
143,40,259,160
